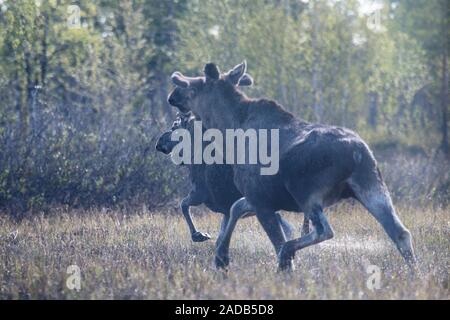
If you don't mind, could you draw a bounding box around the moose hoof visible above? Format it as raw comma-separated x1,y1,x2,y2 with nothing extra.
278,246,295,271
192,231,211,242
278,258,295,272
215,254,230,269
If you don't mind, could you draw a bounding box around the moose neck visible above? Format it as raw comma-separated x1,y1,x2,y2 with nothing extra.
194,82,249,131
191,80,301,132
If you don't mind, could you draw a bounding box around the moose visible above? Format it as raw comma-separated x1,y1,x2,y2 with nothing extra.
167,61,416,271
156,106,305,246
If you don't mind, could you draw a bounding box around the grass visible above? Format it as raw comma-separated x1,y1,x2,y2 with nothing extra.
0,203,448,299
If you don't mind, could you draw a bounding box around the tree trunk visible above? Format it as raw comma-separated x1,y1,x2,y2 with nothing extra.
15,70,26,142
158,74,173,122
368,91,378,129
341,53,350,126
440,53,449,156
24,52,34,138
40,12,49,88
310,4,323,122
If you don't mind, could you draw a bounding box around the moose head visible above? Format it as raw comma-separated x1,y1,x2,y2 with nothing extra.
168,61,252,125
155,113,194,154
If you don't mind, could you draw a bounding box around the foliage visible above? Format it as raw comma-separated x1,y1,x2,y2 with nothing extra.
0,0,448,213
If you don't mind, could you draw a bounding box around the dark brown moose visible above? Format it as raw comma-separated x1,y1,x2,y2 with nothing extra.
155,112,298,245
167,61,416,271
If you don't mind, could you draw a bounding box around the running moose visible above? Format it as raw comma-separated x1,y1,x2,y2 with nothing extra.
168,61,416,271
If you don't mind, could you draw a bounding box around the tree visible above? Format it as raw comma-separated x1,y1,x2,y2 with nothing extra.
391,0,449,155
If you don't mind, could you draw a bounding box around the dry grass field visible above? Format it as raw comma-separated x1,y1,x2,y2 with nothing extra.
0,203,448,299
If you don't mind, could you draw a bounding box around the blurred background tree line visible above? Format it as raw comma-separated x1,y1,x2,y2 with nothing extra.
0,0,448,216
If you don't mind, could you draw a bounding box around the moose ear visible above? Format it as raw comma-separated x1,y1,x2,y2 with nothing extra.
171,72,189,88
226,60,247,85
204,63,220,81
237,73,253,87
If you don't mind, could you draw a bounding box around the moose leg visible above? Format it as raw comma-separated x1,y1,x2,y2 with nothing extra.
349,179,416,266
278,205,334,271
256,209,292,269
216,213,230,247
181,194,211,242
301,216,311,236
215,197,253,269
276,213,295,240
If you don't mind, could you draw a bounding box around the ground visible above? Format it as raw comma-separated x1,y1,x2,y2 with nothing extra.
0,202,448,299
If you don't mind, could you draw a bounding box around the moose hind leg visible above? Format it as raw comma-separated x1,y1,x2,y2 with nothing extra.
349,179,416,266
181,195,211,242
278,205,334,271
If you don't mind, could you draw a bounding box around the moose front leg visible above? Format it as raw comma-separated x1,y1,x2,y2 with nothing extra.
276,213,295,240
256,209,292,270
216,213,230,250
180,194,211,242
278,205,334,271
215,197,253,269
